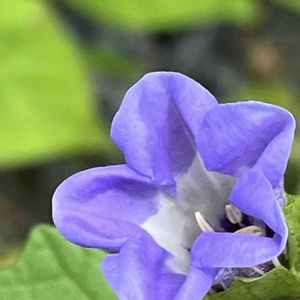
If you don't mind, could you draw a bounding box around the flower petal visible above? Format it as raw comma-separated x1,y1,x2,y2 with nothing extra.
174,266,218,300
102,234,186,300
192,232,279,268
102,234,215,300
111,71,217,185
53,164,161,250
197,101,295,186
191,169,287,268
231,169,287,236
141,154,235,267
52,158,234,270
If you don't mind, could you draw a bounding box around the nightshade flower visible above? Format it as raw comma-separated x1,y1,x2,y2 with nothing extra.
53,72,295,300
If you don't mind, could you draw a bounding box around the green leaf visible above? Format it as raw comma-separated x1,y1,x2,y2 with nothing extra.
66,0,260,31
0,242,23,270
86,47,145,80
0,224,117,300
209,266,300,300
284,194,300,274
0,0,112,168
273,0,300,13
229,81,300,116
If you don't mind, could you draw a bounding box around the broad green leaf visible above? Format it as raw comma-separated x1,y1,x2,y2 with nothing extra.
66,0,260,31
0,0,112,168
0,224,117,300
209,266,300,300
284,195,300,274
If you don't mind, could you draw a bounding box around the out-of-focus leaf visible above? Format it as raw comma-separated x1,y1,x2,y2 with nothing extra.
0,224,117,300
0,0,112,168
66,0,260,31
209,266,300,300
284,195,300,274
0,242,23,269
86,46,145,79
230,81,300,116
274,0,300,13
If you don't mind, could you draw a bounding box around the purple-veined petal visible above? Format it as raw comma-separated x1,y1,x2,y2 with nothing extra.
197,101,295,187
111,71,217,185
53,164,162,250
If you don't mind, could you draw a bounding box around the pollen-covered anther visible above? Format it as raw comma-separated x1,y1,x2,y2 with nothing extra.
194,211,214,232
225,204,243,224
235,225,263,236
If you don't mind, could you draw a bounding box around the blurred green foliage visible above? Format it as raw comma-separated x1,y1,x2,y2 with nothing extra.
86,46,145,79
0,225,117,299
276,0,300,13
233,81,299,115
66,0,260,31
0,242,22,269
0,0,112,169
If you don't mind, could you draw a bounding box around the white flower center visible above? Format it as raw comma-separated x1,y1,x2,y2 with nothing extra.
141,154,236,273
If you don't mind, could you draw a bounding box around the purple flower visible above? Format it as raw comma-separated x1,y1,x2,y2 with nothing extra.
53,72,295,300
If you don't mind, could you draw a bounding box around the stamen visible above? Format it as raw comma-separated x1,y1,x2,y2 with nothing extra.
235,225,263,236
225,204,243,224
272,257,281,267
220,281,227,290
194,211,214,232
251,266,265,275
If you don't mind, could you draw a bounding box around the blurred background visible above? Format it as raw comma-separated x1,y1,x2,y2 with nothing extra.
0,0,299,267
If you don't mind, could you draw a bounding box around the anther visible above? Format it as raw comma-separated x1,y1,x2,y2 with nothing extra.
194,211,214,232
235,225,263,236
225,204,243,225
